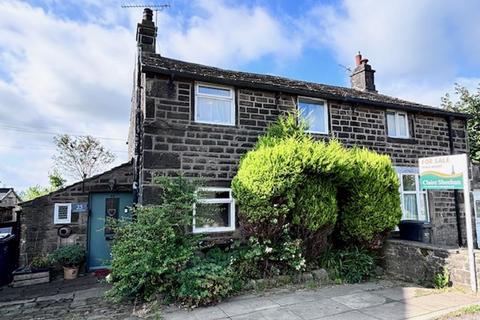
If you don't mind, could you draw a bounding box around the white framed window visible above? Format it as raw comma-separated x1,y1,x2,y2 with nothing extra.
195,82,235,125
398,173,429,221
193,187,235,233
54,203,72,224
386,110,409,138
298,97,329,134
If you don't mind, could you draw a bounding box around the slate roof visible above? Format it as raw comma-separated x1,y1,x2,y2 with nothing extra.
20,161,133,206
141,53,468,119
0,188,13,201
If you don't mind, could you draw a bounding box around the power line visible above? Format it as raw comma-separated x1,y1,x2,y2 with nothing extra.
0,144,128,153
0,124,126,142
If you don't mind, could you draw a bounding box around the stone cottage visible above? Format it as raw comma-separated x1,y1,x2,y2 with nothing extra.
128,9,470,246
16,9,475,273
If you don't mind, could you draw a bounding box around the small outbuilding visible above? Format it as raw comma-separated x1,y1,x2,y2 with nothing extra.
19,162,134,271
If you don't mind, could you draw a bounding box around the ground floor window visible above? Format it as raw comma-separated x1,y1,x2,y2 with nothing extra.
193,187,235,233
398,172,429,221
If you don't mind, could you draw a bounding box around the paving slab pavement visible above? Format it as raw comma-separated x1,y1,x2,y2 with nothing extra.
163,282,480,320
1,277,479,319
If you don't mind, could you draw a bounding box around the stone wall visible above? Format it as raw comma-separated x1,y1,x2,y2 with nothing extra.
135,74,468,245
19,162,133,266
382,239,480,290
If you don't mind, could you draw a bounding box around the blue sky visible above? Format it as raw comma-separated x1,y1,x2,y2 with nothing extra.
0,0,479,192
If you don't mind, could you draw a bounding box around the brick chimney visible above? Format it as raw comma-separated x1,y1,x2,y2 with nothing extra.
350,52,377,93
136,8,157,53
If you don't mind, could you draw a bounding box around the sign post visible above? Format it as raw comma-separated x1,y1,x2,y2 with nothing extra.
419,154,477,292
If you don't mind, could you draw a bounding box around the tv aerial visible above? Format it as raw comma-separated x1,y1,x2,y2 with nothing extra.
121,2,171,26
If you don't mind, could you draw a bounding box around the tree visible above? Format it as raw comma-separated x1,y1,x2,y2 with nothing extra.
442,83,480,163
21,171,66,201
21,185,50,201
53,135,115,180
49,169,66,189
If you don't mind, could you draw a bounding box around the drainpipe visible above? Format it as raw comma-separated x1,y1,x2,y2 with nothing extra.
447,116,463,246
132,53,143,205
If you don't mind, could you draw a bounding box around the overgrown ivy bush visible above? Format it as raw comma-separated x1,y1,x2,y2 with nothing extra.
108,176,201,301
319,246,376,283
176,260,236,307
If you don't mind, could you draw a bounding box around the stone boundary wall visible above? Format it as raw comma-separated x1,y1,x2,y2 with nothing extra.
382,239,480,290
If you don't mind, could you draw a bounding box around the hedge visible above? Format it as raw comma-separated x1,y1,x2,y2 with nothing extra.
232,115,402,251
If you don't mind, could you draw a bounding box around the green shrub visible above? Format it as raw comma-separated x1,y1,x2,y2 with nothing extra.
434,267,450,289
50,245,85,267
176,261,236,307
336,148,402,247
232,138,340,242
255,113,310,148
30,255,52,270
293,177,337,232
319,246,376,283
108,176,201,301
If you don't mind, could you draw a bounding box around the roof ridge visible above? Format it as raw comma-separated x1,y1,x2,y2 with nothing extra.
141,54,468,118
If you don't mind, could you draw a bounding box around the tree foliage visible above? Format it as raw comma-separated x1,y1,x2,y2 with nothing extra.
20,170,66,201
53,134,115,180
442,83,480,163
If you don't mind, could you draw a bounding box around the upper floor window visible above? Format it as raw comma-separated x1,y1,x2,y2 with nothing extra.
193,187,235,233
386,110,409,138
398,173,429,221
298,97,329,134
195,83,235,126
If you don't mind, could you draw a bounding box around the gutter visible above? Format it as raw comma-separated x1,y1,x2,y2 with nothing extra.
141,64,469,120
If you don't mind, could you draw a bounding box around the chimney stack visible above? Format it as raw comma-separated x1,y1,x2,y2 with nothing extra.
350,52,377,93
136,8,157,53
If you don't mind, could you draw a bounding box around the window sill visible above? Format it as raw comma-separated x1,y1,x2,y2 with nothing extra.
387,137,417,144
193,120,236,127
307,130,329,136
192,227,236,234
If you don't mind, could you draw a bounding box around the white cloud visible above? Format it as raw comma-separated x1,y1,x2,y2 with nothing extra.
0,0,302,191
156,1,302,67
0,1,135,190
306,0,480,106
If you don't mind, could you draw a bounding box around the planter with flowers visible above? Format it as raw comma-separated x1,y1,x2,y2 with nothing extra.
51,245,85,280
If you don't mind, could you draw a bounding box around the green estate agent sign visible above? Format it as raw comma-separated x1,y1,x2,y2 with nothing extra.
419,153,477,293
419,154,467,190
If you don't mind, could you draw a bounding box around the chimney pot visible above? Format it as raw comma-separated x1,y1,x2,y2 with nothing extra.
351,52,377,93
136,8,157,53
143,8,153,22
355,52,362,66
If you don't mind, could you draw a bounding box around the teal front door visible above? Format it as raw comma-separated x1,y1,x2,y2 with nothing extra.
88,192,133,270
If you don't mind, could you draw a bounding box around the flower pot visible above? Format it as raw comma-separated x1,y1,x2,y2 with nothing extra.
63,266,79,280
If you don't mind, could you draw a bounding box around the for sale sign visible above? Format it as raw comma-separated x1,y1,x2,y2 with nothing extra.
419,154,467,190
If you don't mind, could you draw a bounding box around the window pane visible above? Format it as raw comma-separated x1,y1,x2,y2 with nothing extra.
196,203,230,228
387,112,396,136
199,190,230,199
476,200,480,219
419,193,428,221
58,205,68,220
398,114,407,137
299,100,326,133
402,175,416,191
403,194,418,220
198,85,231,97
196,96,232,124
